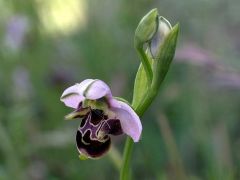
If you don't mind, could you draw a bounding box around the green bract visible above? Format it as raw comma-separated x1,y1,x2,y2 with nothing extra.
151,24,179,92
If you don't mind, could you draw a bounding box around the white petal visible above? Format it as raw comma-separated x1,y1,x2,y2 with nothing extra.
60,79,94,108
111,100,142,142
84,80,112,100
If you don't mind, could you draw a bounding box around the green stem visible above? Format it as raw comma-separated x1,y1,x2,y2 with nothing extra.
120,137,134,180
120,42,158,180
120,89,157,180
135,90,157,116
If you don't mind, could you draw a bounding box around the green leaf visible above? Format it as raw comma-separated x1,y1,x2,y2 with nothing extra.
132,54,153,107
152,23,179,91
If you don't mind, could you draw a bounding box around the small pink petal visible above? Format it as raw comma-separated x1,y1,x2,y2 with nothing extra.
77,79,95,95
111,100,142,142
84,80,112,100
60,84,84,108
60,79,95,108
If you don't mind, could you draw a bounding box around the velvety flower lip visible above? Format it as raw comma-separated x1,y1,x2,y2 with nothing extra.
76,109,123,158
61,79,142,158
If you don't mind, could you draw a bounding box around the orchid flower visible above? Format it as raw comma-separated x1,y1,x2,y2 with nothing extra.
60,79,142,158
59,8,179,179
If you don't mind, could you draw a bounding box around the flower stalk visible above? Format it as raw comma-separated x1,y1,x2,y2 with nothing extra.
120,9,179,180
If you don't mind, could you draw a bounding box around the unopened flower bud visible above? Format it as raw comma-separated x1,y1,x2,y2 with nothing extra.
134,9,158,48
149,16,172,58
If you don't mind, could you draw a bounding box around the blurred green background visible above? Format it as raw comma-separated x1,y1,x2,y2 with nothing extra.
0,0,240,179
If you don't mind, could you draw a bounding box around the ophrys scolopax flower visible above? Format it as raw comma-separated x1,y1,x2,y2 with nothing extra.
60,79,142,159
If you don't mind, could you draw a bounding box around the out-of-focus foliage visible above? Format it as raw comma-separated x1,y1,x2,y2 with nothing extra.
0,0,240,179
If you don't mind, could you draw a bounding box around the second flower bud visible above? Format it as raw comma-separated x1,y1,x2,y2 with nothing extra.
134,9,172,58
